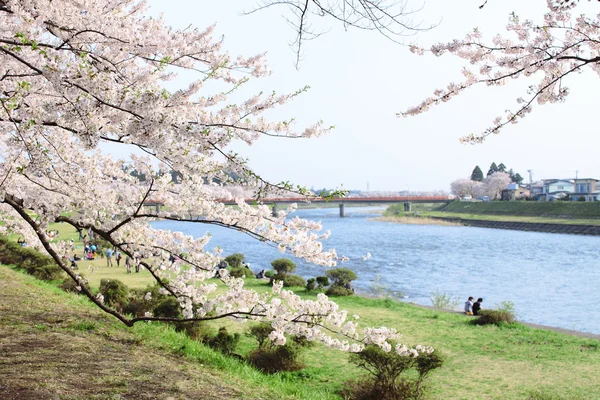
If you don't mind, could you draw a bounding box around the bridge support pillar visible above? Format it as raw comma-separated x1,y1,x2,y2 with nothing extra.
272,203,278,217
339,203,345,217
403,202,411,212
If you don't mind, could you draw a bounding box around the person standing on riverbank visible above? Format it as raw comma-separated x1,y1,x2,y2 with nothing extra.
465,297,474,315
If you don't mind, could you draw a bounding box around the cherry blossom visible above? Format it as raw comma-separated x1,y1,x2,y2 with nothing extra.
403,1,600,142
0,0,426,355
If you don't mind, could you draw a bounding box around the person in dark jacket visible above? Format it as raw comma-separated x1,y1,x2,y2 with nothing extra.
473,298,483,315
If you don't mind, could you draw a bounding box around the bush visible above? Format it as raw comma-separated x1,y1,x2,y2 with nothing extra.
152,297,181,319
326,285,354,297
343,344,444,400
59,278,88,294
264,270,275,279
271,258,296,276
99,279,129,310
316,276,330,289
206,327,240,356
306,278,317,291
280,274,306,288
474,309,516,326
229,266,249,278
0,237,63,281
247,344,304,373
246,324,310,373
224,253,245,268
247,323,273,350
429,290,459,310
326,268,357,287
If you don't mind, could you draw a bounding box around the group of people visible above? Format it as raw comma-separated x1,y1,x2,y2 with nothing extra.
464,297,483,315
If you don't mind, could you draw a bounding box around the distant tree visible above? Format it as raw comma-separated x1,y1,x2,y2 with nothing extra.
497,163,507,173
450,179,482,198
487,162,499,177
470,166,484,182
477,172,511,200
513,173,524,185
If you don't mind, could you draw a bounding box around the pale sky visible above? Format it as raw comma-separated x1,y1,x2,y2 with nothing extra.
126,0,600,192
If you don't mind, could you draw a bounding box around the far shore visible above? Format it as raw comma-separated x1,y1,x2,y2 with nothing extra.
370,215,463,226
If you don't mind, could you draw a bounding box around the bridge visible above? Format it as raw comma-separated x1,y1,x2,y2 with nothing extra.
144,196,452,217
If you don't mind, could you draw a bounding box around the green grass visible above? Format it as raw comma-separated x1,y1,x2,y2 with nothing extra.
4,264,600,399
5,222,600,399
439,201,600,219
385,201,600,226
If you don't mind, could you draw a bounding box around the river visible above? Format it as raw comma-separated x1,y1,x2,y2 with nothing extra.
151,206,600,334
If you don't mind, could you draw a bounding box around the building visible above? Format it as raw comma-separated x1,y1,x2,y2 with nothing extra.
570,178,600,201
541,179,574,201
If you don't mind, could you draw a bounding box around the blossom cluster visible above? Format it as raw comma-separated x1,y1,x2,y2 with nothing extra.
0,0,431,354
403,2,600,142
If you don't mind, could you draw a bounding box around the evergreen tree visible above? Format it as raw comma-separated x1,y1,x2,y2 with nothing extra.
470,166,484,182
513,173,524,184
487,162,499,177
498,163,507,173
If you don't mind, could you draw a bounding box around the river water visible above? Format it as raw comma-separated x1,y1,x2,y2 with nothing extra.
152,206,600,334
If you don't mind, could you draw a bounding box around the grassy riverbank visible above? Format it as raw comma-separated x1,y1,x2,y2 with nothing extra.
2,262,600,399
384,201,600,226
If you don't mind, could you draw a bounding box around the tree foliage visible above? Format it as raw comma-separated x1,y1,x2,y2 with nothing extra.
0,0,427,355
470,166,484,182
404,1,600,142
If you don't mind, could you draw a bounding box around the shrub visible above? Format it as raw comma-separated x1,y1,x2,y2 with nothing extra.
343,344,444,400
152,297,181,319
206,327,240,356
99,279,129,310
306,278,317,291
0,237,63,281
247,323,273,350
326,268,357,287
246,324,310,373
59,278,88,294
316,276,330,289
281,274,306,288
474,309,516,326
124,283,168,317
247,344,304,373
326,285,354,297
229,266,248,278
264,270,275,279
429,290,460,310
271,258,296,276
224,253,245,268
149,295,207,338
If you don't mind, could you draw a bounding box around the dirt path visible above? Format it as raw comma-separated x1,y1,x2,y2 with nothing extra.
0,267,264,400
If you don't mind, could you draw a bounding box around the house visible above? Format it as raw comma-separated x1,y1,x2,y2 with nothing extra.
541,179,574,201
501,184,532,201
570,178,600,201
529,181,544,200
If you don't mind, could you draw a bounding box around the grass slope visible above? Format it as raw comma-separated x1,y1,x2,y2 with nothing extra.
439,201,600,219
2,264,599,399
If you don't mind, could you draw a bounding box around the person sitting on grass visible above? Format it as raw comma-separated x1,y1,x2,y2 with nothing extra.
255,269,266,279
473,298,483,315
464,296,474,315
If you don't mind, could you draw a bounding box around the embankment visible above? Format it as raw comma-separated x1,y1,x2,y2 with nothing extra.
430,216,600,235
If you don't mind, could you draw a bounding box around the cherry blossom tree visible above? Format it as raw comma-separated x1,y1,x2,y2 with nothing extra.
0,0,434,355
476,172,511,200
450,178,481,198
403,0,600,143
246,0,432,67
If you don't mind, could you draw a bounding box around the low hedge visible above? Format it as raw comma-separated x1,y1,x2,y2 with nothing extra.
0,236,63,281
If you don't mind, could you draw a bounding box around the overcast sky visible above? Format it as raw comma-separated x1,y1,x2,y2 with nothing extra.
134,0,600,192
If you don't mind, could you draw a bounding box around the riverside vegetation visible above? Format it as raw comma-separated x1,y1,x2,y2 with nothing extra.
384,201,600,226
2,226,600,399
